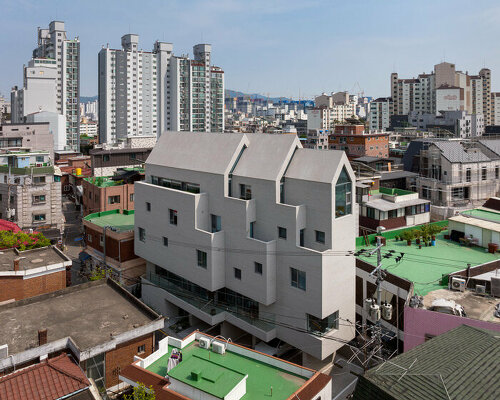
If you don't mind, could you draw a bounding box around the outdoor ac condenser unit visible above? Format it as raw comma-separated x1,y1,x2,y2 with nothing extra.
476,285,486,295
450,277,466,292
212,341,226,355
199,337,210,349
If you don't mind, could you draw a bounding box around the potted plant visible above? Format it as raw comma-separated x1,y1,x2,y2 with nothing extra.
413,229,421,245
401,230,412,246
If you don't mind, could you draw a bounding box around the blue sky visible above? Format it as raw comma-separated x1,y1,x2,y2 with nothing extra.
1,0,500,99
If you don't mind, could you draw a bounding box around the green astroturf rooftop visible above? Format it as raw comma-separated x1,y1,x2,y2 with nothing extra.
147,343,306,400
356,230,500,295
460,208,500,223
83,210,135,232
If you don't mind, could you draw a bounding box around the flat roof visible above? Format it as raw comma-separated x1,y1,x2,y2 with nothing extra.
423,288,500,324
84,210,135,232
460,208,500,223
0,280,159,355
356,230,499,295
364,197,429,212
84,176,122,187
0,246,69,272
146,342,307,400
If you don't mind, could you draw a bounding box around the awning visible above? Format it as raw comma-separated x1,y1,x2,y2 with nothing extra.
79,252,91,261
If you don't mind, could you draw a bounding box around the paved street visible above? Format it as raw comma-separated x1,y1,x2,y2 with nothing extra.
61,197,87,285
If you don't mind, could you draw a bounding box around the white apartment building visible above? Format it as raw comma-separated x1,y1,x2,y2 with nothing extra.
408,111,484,138
369,97,393,131
80,120,98,137
135,131,357,366
11,59,58,122
33,21,80,151
391,62,492,124
11,21,80,152
307,105,356,131
491,92,500,125
98,36,224,144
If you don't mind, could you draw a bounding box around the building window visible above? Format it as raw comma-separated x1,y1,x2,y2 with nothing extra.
130,193,134,202
335,166,352,217
103,154,110,162
254,262,263,275
33,176,46,184
169,209,178,225
234,268,242,280
422,186,430,199
307,311,339,335
240,184,252,200
197,250,207,268
496,166,499,179
300,229,305,247
146,202,151,211
163,237,168,247
290,267,306,290
211,214,221,233
137,344,146,354
32,194,46,204
33,214,46,222
108,195,120,204
278,226,287,239
249,221,255,238
315,230,325,244
87,234,92,243
482,166,487,180
138,227,146,242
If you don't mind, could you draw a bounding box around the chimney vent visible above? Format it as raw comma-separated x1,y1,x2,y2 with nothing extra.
38,329,48,346
13,259,20,272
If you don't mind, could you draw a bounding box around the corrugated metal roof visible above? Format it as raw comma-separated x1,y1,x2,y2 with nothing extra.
433,141,490,163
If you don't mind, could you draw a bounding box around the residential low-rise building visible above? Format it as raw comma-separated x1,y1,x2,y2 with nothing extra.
83,209,145,287
120,332,332,400
328,124,390,159
0,279,164,393
358,187,430,232
0,245,71,302
135,131,357,367
408,110,484,137
0,149,63,231
0,122,54,158
82,168,144,215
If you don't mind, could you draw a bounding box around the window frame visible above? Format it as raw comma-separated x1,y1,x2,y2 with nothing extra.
290,267,306,291
278,226,287,240
197,250,207,268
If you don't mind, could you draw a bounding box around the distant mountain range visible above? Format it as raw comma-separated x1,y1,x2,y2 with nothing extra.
81,91,301,103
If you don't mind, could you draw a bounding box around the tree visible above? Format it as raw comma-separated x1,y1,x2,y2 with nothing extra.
89,265,112,281
124,383,155,400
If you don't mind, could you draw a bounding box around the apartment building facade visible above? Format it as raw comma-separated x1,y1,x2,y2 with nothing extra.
0,122,55,157
135,131,357,366
390,62,492,124
369,97,393,131
408,110,484,137
414,140,500,218
98,35,224,144
0,149,63,230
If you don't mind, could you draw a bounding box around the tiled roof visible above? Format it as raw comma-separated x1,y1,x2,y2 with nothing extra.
0,354,90,400
353,325,500,400
433,141,490,163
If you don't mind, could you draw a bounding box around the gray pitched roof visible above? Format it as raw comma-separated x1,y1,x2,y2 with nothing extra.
433,141,490,163
146,131,247,175
232,133,300,181
285,148,346,183
479,139,500,158
353,325,500,400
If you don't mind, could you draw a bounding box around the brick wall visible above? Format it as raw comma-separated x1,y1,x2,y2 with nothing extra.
104,333,154,388
0,270,66,302
85,226,136,263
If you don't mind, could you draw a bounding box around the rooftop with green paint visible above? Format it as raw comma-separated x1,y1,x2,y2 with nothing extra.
460,208,500,223
83,209,135,232
356,222,500,295
120,333,332,400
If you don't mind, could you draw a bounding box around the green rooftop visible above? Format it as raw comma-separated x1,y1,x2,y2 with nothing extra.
83,210,135,232
147,342,307,400
84,176,122,188
356,224,500,295
460,208,500,223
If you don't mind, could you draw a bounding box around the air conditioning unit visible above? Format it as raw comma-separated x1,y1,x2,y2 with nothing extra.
212,341,226,355
476,285,486,295
199,337,210,349
450,277,466,292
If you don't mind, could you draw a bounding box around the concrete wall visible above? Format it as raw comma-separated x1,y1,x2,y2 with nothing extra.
403,306,500,352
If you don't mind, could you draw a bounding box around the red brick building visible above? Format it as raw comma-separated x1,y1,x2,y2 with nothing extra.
82,168,144,216
328,124,390,159
0,246,72,303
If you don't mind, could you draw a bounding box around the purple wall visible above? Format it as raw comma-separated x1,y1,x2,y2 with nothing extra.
404,306,500,352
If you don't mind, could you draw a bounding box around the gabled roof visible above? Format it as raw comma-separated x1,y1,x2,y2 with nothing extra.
478,139,500,158
285,148,346,183
232,133,300,181
432,141,490,163
147,131,246,175
353,325,500,400
0,354,89,400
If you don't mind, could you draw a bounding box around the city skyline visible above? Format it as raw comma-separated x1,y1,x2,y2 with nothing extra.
2,0,500,99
